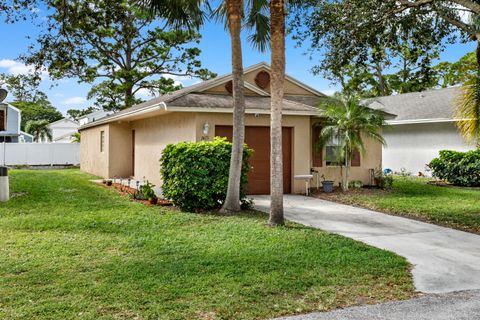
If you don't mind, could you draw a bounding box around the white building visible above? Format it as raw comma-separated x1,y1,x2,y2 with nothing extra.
78,109,111,126
48,118,80,143
0,102,33,143
368,87,476,175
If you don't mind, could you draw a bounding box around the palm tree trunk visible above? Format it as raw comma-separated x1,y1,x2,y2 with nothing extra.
343,149,350,192
220,0,246,214
268,0,285,226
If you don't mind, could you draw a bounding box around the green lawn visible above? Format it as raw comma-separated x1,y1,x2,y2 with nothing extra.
319,177,480,234
0,170,414,320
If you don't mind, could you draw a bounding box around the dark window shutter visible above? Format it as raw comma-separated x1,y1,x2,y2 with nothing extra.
312,126,322,167
0,110,4,131
351,149,361,167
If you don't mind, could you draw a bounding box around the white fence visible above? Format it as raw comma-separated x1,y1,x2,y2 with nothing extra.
0,143,80,166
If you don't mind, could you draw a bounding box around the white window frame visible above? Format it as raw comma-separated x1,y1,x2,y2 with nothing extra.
100,131,105,153
325,135,345,167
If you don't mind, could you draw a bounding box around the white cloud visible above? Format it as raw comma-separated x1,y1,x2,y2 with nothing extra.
63,96,87,105
136,88,156,98
0,59,48,78
321,89,337,96
162,74,191,86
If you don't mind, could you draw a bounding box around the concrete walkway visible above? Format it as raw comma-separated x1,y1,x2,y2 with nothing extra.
253,195,480,293
274,290,480,320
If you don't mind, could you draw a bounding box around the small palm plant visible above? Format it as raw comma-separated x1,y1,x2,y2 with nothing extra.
25,119,53,142
318,98,386,191
71,132,81,143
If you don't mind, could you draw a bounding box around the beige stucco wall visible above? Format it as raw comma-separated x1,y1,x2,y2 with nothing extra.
130,112,196,186
108,122,133,178
80,124,110,178
195,112,311,194
80,122,134,178
311,119,383,187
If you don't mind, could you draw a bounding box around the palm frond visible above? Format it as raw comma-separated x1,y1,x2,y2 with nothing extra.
454,74,480,144
135,0,207,30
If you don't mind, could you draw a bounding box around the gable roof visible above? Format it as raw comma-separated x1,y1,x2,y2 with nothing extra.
80,63,325,130
366,87,461,124
48,117,79,127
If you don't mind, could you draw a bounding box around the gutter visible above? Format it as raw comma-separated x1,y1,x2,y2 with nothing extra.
79,101,168,131
386,118,475,125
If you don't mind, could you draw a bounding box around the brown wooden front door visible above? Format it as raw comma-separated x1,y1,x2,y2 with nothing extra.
215,125,292,195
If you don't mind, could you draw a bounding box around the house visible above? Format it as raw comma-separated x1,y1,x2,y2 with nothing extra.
79,62,382,194
47,118,80,143
78,109,112,126
0,102,33,143
367,87,476,175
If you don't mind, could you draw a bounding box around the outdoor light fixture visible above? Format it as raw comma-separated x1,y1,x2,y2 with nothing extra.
202,122,210,136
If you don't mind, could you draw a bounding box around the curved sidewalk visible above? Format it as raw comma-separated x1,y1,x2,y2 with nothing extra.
253,195,480,294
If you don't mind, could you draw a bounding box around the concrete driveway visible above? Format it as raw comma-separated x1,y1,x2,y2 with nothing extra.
274,290,480,320
253,195,480,294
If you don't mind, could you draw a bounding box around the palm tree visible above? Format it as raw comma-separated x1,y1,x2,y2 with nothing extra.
454,15,480,147
268,0,286,226
25,119,52,142
137,0,269,213
454,75,480,146
71,132,81,143
318,98,386,191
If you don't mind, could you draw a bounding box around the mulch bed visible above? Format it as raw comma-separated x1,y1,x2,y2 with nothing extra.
310,186,388,202
100,181,172,207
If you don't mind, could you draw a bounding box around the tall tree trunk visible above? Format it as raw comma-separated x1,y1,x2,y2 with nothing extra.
374,62,386,96
269,0,285,226
220,0,246,214
342,149,350,192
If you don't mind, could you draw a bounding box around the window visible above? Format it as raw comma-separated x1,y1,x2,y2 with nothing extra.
325,136,345,166
0,110,5,131
100,131,105,152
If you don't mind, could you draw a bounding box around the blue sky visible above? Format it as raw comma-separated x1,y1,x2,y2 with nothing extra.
0,13,475,115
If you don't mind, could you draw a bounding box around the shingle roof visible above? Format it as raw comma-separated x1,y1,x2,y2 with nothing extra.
79,62,324,130
169,93,318,113
365,87,460,122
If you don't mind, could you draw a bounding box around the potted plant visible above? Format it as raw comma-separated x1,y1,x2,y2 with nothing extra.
321,174,334,193
139,181,157,205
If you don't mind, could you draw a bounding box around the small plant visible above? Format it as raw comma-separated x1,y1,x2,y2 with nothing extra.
396,167,411,177
139,181,157,203
374,168,393,189
349,180,363,189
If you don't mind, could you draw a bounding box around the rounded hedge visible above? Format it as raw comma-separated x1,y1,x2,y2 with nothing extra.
429,149,480,187
160,138,252,212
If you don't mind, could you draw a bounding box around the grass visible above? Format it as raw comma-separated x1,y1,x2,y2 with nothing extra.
317,177,480,234
0,170,414,320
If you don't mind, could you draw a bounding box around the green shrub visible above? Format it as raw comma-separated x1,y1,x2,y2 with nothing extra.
160,137,252,212
429,150,480,187
374,168,393,189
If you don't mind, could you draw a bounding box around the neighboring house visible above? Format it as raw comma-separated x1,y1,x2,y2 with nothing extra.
367,87,476,175
47,118,80,143
79,62,382,194
78,109,111,126
0,102,33,143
